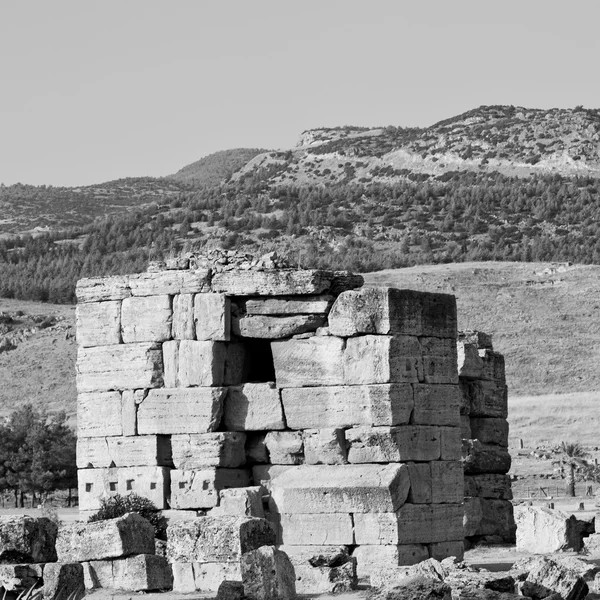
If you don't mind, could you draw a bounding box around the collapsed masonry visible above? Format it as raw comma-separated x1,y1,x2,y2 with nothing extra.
74,263,513,591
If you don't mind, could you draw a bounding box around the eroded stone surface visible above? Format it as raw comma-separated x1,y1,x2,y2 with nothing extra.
240,545,297,600
0,516,57,563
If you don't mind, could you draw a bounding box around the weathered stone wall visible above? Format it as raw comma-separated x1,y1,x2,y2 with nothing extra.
458,331,516,545
75,264,469,588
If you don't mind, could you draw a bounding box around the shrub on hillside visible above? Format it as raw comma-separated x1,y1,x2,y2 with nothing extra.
88,493,166,539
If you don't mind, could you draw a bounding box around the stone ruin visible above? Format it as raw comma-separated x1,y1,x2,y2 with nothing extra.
50,258,514,595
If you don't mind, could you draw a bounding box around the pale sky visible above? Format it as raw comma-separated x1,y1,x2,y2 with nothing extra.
1,0,598,186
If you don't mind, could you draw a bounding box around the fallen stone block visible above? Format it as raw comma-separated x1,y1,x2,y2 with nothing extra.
241,295,333,315
291,559,356,595
170,468,250,509
177,340,227,386
233,314,325,339
281,384,413,429
469,418,509,447
265,432,304,465
431,461,464,504
83,554,172,591
279,513,354,545
167,516,276,563
271,337,345,387
77,466,170,511
412,384,461,426
76,435,172,469
76,275,131,303
0,564,43,592
195,293,231,341
328,287,424,337
354,504,464,545
369,574,452,598
464,475,513,500
241,545,296,600
269,464,410,514
457,342,483,379
224,383,285,431
42,563,84,600
462,380,508,419
420,337,459,385
171,432,246,469
343,335,422,384
137,387,226,434
171,293,195,340
346,425,441,463
522,556,588,600
303,429,347,465
121,295,172,343
515,506,589,553
462,440,511,474
217,580,245,600
77,391,122,437
0,516,57,563
56,513,154,562
584,533,600,555
76,300,121,347
76,343,163,393
213,486,265,518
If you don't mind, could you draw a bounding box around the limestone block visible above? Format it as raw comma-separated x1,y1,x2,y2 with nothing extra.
464,474,513,500
479,349,506,382
76,275,131,303
429,541,464,562
352,545,429,578
515,506,585,552
78,391,122,437
170,468,250,509
431,461,464,504
128,269,211,296
77,466,170,511
76,300,121,347
166,516,276,563
171,432,246,469
178,340,227,386
459,330,493,349
272,337,345,387
193,562,242,592
278,544,348,565
269,464,410,514
162,340,179,387
523,556,588,600
282,384,413,429
407,462,432,504
121,389,141,436
223,342,248,385
345,426,441,463
121,295,172,343
0,564,43,592
476,499,516,540
420,337,459,385
241,545,296,600
291,561,356,595
246,434,269,464
241,295,333,315
343,335,422,384
0,516,57,563
421,293,457,338
412,384,461,426
460,415,472,439
56,513,154,562
224,383,285,431
252,465,296,490
462,380,508,419
279,513,353,545
213,487,265,518
232,314,325,339
265,432,304,465
76,343,163,393
440,426,462,460
195,293,230,341
83,555,172,591
463,497,483,538
328,287,425,337
42,563,84,600
354,504,463,544
469,417,509,447
171,562,196,593
211,269,353,296
77,435,172,468
462,440,511,474
172,293,195,340
457,342,483,379
137,387,226,434
303,429,347,465
217,580,245,599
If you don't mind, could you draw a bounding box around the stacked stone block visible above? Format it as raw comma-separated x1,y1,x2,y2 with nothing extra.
458,331,516,545
75,266,466,590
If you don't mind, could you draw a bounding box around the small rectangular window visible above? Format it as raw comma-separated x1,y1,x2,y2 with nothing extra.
109,482,117,492
126,480,133,491
150,482,156,490
85,483,93,493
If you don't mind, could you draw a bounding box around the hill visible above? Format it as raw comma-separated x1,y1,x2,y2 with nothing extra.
4,261,600,426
